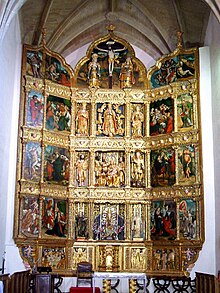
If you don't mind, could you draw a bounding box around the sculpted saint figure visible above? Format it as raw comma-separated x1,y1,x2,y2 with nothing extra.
131,151,145,187
75,154,88,186
119,56,135,88
88,53,101,88
76,103,89,136
103,104,117,137
131,105,144,137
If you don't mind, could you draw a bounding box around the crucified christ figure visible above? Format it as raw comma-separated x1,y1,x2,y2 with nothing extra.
96,41,126,76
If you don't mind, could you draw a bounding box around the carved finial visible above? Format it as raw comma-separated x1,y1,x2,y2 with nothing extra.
41,27,46,46
176,31,183,48
106,24,116,34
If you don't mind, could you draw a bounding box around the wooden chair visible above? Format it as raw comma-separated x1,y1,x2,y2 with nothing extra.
76,262,93,287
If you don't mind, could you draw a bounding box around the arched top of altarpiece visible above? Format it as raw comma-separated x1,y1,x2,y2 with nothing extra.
23,43,74,87
73,25,148,89
147,32,199,89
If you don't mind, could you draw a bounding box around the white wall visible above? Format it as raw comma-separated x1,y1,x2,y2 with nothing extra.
0,14,25,273
204,13,220,273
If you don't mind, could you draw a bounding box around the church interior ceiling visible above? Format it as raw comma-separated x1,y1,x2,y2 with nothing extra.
15,0,216,62
14,27,204,277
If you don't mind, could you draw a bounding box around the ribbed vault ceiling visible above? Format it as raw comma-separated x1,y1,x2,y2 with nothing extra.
2,0,220,60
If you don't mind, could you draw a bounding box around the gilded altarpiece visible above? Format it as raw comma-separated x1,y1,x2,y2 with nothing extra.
14,29,204,278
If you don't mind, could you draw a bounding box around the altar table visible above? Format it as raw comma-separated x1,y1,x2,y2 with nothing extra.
93,272,147,293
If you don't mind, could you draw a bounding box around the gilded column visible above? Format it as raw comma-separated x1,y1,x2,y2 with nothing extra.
174,146,179,185
68,198,75,240
195,144,200,184
129,279,137,293
146,150,151,188
125,202,131,240
89,201,94,240
90,148,95,188
176,199,180,240
71,89,77,135
69,149,76,187
90,90,97,137
146,200,151,241
173,94,178,133
125,149,131,188
125,93,131,138
103,279,111,293
38,196,44,238
145,100,150,137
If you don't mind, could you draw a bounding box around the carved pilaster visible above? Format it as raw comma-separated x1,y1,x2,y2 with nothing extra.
38,196,44,238
146,200,151,241
125,99,131,138
125,149,131,187
68,198,74,239
126,202,131,240
145,100,150,137
146,150,151,188
90,149,95,187
90,97,96,137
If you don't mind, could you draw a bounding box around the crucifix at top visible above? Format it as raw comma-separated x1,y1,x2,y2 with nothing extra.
96,25,126,88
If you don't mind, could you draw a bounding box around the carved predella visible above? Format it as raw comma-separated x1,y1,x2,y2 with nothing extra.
14,27,203,277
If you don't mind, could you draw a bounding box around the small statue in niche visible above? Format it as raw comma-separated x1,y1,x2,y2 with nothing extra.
88,53,101,88
131,248,146,269
131,104,144,137
75,153,88,187
106,246,113,271
76,103,89,136
75,211,88,239
119,56,135,88
131,151,145,187
132,204,144,240
103,103,117,136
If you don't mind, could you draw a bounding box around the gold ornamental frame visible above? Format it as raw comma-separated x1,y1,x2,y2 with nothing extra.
14,28,204,278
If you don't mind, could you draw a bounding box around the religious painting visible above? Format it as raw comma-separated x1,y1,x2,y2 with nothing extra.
177,93,193,130
151,200,177,240
46,95,71,132
179,199,197,240
23,142,41,181
75,103,90,136
75,152,89,187
93,203,125,240
94,151,125,187
151,148,175,187
26,50,43,78
45,54,71,86
178,145,196,184
131,204,145,240
150,53,195,88
74,202,89,239
130,150,145,187
44,145,70,185
42,247,66,269
20,196,39,236
26,90,44,127
96,103,125,137
131,103,144,138
131,248,146,270
42,198,67,238
150,97,174,136
152,248,179,271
